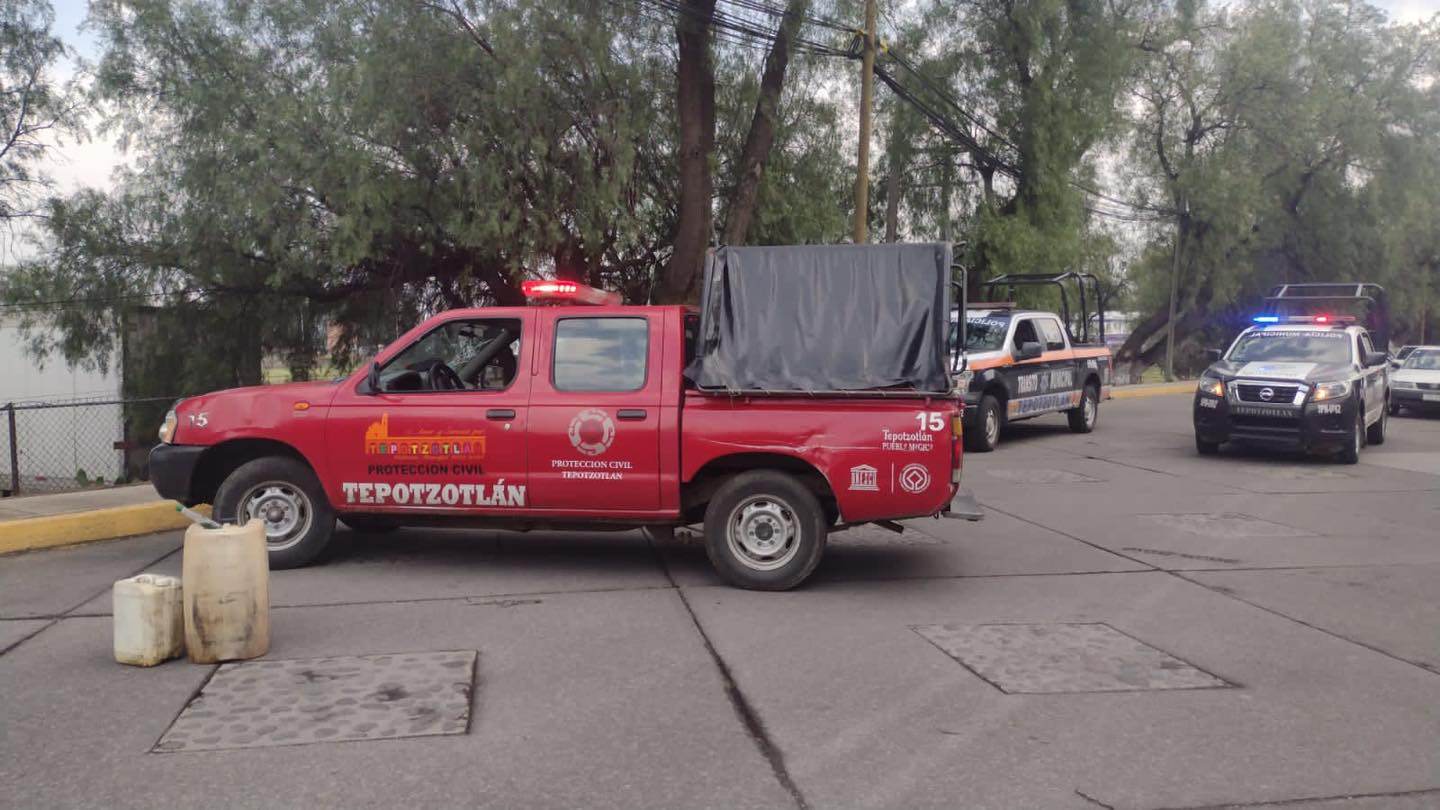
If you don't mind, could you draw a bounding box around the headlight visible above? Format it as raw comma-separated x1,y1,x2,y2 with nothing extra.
158,409,178,444
1394,380,1417,390
1312,380,1351,401
1197,376,1225,397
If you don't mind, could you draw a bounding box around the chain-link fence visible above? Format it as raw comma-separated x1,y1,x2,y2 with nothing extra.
1,396,176,497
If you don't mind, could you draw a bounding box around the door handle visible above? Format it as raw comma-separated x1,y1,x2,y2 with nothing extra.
486,409,516,420
616,409,648,421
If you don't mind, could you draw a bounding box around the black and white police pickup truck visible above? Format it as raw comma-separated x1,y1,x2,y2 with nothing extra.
955,273,1114,452
1193,311,1391,463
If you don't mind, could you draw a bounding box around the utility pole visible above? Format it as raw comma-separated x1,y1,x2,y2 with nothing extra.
852,0,878,244
1164,196,1187,382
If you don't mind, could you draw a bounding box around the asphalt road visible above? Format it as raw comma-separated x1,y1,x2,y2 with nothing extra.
3,395,1439,810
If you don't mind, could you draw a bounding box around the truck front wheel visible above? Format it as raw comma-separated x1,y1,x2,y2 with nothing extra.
214,456,336,569
703,471,827,591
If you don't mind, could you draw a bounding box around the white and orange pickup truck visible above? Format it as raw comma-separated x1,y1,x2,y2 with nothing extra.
953,273,1114,452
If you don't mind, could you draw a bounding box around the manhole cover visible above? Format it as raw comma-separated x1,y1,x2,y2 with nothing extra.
913,623,1228,694
154,650,477,752
987,469,1101,484
1141,513,1307,537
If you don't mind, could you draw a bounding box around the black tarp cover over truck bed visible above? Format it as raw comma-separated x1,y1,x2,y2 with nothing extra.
684,243,953,394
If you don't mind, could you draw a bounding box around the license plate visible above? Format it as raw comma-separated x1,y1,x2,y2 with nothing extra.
1424,394,1440,402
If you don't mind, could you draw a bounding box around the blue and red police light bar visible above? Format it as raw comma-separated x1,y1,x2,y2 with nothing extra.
521,279,623,306
1252,314,1356,325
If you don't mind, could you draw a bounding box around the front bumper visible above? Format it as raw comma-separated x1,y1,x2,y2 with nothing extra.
1392,387,1440,406
148,444,207,504
1193,390,1356,453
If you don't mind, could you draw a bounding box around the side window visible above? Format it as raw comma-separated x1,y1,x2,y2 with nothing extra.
1038,318,1066,351
553,317,649,392
379,318,521,393
1012,319,1040,352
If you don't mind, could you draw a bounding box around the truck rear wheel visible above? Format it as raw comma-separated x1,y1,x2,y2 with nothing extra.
1338,408,1363,465
703,471,827,591
1366,401,1387,445
1067,383,1099,433
214,456,336,569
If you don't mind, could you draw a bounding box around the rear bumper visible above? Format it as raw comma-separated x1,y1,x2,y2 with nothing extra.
941,489,984,521
1193,392,1356,453
148,444,206,504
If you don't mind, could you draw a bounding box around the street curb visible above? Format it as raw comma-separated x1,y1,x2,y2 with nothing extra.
0,502,210,556
1110,381,1196,400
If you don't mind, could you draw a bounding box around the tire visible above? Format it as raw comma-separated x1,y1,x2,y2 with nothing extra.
339,515,400,534
703,470,827,591
1389,402,1402,417
1338,407,1363,465
1067,383,1099,433
1196,436,1220,455
214,456,336,569
965,395,1002,453
1366,400,1387,446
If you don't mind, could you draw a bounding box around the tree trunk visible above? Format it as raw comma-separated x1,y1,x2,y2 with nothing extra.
656,0,718,304
722,0,809,247
875,152,898,240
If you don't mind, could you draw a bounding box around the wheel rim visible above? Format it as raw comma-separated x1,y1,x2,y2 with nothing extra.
238,481,313,551
1083,392,1097,428
985,408,999,446
725,495,800,572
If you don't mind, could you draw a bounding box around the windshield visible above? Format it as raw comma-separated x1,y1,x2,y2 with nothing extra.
1227,331,1352,365
962,315,1011,352
1402,350,1440,370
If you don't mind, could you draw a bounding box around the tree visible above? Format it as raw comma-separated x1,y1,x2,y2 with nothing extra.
1118,0,1440,373
925,0,1152,291
1,0,77,224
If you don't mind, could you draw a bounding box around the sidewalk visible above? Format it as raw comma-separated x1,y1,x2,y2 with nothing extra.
0,484,198,555
0,484,162,521
1111,379,1195,399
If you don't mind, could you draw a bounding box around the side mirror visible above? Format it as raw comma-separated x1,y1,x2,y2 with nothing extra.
366,361,382,394
1204,348,1223,364
1016,341,1043,361
1364,351,1388,368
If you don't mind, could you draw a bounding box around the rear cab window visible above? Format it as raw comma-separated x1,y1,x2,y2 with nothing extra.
552,317,650,392
1037,318,1067,351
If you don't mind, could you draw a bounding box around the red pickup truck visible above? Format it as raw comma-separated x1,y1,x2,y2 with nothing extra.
150,244,975,590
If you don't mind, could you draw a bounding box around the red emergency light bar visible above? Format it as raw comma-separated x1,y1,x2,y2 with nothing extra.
520,279,622,306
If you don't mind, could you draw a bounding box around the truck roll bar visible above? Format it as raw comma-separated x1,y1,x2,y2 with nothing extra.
978,272,1106,345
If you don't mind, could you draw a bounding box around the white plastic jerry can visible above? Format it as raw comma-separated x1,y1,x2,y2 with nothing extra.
182,519,270,663
113,574,185,667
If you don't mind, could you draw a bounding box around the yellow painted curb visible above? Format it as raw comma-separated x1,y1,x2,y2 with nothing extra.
1110,381,1197,399
0,502,211,555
